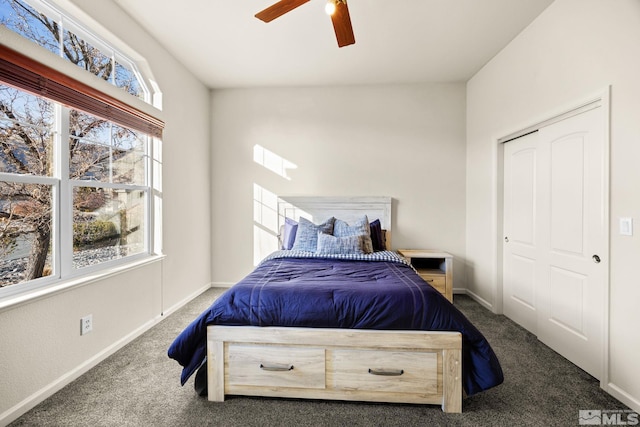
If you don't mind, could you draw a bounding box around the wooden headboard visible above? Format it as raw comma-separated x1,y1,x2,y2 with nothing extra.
277,196,393,248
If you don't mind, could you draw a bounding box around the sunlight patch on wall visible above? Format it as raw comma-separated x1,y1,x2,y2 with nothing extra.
253,183,279,265
253,144,297,180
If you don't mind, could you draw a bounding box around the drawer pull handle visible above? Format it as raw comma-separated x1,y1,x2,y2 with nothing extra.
260,363,294,372
368,368,404,376
425,279,434,283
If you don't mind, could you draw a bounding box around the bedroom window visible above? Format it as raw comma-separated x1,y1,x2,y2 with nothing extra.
68,110,149,270
0,0,151,103
0,81,156,290
0,2,163,297
0,86,56,283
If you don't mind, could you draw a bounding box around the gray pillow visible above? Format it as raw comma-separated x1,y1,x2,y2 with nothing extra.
291,217,335,252
333,216,373,254
316,233,365,255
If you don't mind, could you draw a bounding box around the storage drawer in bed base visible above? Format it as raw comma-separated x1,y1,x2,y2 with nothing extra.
207,326,462,413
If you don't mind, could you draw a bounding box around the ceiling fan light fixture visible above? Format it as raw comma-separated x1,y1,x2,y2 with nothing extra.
324,0,336,16
255,0,354,48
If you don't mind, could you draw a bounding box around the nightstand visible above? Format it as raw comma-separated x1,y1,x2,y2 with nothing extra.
397,249,453,302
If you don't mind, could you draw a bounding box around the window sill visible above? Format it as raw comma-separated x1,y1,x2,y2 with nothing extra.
0,254,165,313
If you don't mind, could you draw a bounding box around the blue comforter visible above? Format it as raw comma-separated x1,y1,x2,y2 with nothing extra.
168,251,503,396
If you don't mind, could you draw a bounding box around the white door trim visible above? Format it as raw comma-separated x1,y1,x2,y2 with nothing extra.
494,86,611,389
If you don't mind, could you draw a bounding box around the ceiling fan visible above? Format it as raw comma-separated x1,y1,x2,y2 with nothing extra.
255,0,355,48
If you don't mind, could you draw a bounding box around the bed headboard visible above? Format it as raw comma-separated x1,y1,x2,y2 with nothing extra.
278,196,393,248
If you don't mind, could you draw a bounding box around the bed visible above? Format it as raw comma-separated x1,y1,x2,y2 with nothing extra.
168,197,503,413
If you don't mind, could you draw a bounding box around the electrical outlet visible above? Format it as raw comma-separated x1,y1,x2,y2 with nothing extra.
81,314,93,335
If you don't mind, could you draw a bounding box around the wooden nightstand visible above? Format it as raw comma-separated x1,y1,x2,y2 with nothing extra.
397,250,453,302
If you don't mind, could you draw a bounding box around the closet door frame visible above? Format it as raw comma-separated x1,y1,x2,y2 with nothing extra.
494,86,611,389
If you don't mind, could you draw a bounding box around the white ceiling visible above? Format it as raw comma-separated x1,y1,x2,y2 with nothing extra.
113,0,554,89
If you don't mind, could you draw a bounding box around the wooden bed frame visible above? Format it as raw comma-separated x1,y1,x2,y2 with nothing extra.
207,326,462,412
206,197,463,413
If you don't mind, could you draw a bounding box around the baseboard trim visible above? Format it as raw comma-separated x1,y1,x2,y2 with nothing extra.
210,281,235,289
162,282,214,317
604,382,640,413
457,288,494,312
0,314,162,426
1,282,213,426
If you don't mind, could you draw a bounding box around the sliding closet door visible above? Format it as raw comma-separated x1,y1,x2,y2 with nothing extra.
503,107,606,379
503,131,540,334
535,108,605,379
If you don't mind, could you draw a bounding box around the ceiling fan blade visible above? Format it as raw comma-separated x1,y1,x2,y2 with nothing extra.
255,0,311,23
330,1,355,47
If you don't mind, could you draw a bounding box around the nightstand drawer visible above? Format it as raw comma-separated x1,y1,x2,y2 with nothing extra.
419,274,446,293
398,250,454,302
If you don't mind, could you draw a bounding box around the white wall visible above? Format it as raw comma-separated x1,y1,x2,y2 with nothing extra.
0,0,212,423
210,84,467,285
466,0,640,411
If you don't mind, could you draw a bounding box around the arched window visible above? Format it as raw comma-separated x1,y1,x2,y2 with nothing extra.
0,0,156,104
